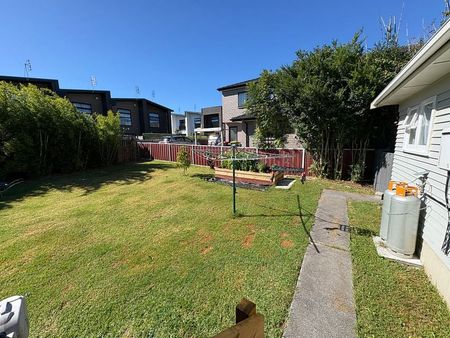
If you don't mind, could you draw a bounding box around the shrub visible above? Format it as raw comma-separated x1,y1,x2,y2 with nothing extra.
176,147,191,175
96,111,121,166
350,162,365,182
0,82,121,179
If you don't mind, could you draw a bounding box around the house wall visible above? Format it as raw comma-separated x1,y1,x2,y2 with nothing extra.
63,92,107,115
142,102,171,134
392,72,450,306
185,112,201,137
114,100,141,136
221,86,301,148
201,106,222,128
171,114,186,134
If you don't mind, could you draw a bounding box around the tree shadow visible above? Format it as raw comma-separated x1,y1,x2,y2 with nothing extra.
190,173,215,181
0,161,173,210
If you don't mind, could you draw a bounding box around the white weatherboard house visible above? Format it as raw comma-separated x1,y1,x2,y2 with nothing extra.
371,19,450,307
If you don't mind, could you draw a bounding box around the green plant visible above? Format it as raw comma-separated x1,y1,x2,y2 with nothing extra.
350,162,365,182
96,111,121,166
308,161,327,178
221,151,258,172
257,162,269,173
176,146,191,175
0,82,100,179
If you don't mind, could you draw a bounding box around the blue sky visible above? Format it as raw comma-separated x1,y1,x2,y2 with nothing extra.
0,0,446,112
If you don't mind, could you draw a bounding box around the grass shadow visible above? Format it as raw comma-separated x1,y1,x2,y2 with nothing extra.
0,161,174,210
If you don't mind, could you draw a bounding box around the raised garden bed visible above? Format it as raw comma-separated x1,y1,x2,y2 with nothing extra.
214,167,284,186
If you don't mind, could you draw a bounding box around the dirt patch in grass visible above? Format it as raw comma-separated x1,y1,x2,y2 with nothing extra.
281,240,294,248
201,246,213,255
199,230,213,244
242,224,256,248
280,232,294,248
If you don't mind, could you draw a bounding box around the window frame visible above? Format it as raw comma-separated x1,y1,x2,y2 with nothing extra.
178,119,186,131
204,114,220,128
73,102,92,114
229,126,238,142
403,96,436,155
238,92,248,108
118,108,132,126
149,112,160,129
194,117,201,129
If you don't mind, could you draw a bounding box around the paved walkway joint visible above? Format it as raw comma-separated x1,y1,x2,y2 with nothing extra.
283,190,380,338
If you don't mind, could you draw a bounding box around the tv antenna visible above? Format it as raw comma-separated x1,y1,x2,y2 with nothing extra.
151,89,155,99
90,75,97,91
135,85,140,96
24,59,32,78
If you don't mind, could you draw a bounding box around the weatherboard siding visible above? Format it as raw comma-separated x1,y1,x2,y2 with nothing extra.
391,73,450,275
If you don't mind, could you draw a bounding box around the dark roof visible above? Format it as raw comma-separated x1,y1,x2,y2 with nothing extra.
185,111,201,114
113,97,173,112
230,113,256,122
60,88,111,95
0,75,60,90
0,75,59,84
217,78,259,91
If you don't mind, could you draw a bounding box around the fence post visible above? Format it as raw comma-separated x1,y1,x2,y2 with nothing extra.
191,145,195,165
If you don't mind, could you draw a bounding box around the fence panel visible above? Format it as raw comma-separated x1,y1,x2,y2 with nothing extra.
137,142,307,175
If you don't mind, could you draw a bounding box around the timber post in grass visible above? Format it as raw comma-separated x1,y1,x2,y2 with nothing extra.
232,144,237,214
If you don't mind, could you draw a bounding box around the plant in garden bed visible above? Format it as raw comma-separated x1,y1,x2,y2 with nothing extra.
220,151,269,173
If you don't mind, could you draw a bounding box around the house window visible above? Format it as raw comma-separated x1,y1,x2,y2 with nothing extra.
403,97,435,153
204,114,219,128
238,92,248,108
194,117,201,129
118,109,132,126
229,126,238,142
179,119,186,131
73,102,92,114
149,112,160,128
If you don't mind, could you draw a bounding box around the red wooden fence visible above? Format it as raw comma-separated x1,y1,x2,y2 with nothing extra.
135,142,375,180
137,142,308,175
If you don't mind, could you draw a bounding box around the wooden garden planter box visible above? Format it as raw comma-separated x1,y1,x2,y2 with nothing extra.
215,168,284,186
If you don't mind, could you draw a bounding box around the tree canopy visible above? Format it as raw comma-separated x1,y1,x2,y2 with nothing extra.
246,32,419,180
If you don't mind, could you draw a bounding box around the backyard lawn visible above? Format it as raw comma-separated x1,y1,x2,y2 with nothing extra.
349,201,450,337
1,160,344,337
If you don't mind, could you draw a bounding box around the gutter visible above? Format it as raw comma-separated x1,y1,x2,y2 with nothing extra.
371,19,450,109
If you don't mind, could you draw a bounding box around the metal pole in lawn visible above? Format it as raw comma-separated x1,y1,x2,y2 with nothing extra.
232,144,237,215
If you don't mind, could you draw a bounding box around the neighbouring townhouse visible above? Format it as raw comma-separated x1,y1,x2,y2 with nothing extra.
371,19,450,307
171,111,201,137
60,89,114,116
113,98,172,136
171,113,187,134
0,75,173,137
194,106,222,144
217,79,300,148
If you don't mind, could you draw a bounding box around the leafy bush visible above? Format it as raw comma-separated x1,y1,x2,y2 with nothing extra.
176,147,191,175
0,82,121,179
97,111,121,166
350,162,365,182
221,151,269,173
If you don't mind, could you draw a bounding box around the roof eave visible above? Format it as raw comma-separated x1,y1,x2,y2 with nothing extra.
371,19,450,109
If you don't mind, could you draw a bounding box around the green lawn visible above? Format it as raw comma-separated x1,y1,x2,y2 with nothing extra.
349,201,450,337
1,160,343,337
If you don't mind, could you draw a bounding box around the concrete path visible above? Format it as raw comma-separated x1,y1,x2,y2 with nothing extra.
283,189,380,338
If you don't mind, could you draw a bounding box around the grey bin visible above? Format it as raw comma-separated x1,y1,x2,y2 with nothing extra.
380,189,396,240
386,194,421,257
